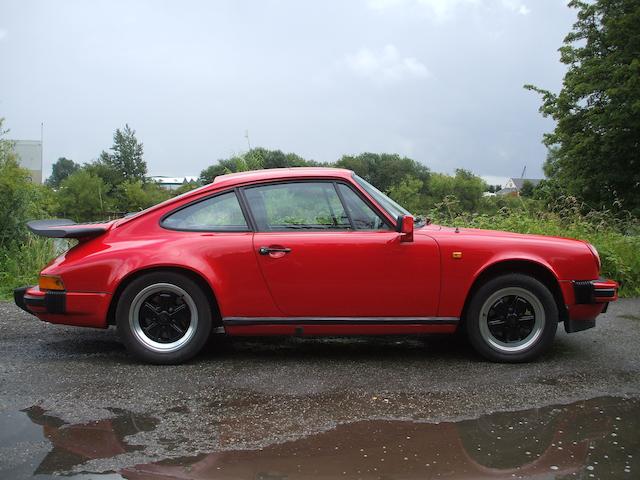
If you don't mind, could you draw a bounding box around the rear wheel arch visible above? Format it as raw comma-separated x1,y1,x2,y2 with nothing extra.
460,259,567,328
107,266,222,327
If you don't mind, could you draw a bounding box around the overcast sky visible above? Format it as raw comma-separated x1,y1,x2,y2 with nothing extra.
0,0,575,182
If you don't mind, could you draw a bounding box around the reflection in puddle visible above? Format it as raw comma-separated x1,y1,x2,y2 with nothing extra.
1,397,637,479
25,406,158,474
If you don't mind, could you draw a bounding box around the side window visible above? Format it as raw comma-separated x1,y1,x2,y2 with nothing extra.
162,191,248,231
337,184,391,230
244,182,351,231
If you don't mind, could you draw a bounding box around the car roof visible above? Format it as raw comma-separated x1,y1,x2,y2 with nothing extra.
212,167,353,188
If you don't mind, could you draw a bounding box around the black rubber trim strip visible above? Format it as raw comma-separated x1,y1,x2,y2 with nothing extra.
223,317,459,326
13,286,31,314
593,288,616,298
23,291,66,314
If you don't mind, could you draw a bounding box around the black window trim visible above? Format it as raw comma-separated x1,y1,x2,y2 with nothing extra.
237,178,395,233
160,188,253,233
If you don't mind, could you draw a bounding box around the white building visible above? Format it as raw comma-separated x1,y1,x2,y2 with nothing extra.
12,140,43,183
497,177,543,196
150,176,198,191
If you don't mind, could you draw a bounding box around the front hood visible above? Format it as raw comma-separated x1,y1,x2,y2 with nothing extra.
420,224,588,246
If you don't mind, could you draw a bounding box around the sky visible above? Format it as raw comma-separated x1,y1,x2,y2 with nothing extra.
0,0,576,183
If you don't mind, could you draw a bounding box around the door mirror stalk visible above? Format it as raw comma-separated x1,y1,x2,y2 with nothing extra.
397,215,414,242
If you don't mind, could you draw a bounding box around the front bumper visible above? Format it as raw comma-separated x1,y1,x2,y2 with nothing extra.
14,285,111,328
573,278,619,305
564,278,618,333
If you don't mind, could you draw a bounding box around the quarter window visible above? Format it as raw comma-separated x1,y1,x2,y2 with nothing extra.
244,182,351,231
162,191,248,231
337,184,391,230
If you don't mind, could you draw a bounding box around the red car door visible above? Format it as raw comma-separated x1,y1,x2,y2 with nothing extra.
243,181,440,318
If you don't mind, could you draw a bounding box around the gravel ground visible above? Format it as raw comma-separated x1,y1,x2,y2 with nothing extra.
0,298,639,475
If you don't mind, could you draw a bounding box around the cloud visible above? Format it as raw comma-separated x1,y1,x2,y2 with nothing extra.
345,44,430,83
501,0,530,15
367,0,530,20
0,28,8,41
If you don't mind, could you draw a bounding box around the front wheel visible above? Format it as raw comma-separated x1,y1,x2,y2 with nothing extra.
466,274,558,363
116,271,212,364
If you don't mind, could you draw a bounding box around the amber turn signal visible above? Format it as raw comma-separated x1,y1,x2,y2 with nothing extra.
39,275,65,291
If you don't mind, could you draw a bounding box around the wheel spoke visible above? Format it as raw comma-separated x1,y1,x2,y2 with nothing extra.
492,298,509,317
142,321,158,332
514,297,528,316
143,301,160,314
170,322,185,335
169,303,187,317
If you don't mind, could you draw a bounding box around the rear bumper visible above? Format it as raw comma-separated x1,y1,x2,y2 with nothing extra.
14,285,111,328
15,286,66,314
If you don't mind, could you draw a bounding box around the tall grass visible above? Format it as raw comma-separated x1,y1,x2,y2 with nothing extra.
0,237,56,300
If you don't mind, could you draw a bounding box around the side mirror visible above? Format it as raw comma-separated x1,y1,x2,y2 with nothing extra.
397,215,414,242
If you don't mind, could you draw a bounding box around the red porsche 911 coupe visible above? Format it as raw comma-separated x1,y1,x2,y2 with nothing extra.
14,168,618,364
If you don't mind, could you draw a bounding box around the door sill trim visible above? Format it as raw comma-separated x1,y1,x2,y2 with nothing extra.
223,316,459,326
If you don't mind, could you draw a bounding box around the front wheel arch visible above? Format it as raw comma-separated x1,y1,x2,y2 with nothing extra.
459,259,567,332
107,266,222,327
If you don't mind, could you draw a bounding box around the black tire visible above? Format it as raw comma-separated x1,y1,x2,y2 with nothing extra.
465,273,558,363
116,271,212,364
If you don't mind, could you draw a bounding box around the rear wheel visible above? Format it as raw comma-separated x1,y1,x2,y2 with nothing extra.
466,274,558,362
116,271,212,364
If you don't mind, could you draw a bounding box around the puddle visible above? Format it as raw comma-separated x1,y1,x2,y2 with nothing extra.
0,397,637,479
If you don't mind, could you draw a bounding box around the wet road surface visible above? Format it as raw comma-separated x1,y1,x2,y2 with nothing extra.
1,298,639,478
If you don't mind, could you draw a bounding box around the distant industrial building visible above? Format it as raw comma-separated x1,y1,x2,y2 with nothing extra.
150,176,198,191
12,140,43,183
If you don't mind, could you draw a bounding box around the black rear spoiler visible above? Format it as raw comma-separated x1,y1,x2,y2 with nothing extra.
27,219,110,239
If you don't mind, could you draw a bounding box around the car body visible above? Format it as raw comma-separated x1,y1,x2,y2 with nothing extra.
14,167,618,363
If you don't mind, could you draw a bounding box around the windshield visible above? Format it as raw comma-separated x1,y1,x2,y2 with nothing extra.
352,174,412,221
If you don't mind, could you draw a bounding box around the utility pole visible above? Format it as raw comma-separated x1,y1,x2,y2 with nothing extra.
40,122,44,184
520,165,527,179
244,130,252,151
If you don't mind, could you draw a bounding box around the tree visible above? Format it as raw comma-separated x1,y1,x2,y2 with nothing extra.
0,118,55,247
114,180,171,213
173,180,200,196
519,180,535,198
57,170,108,221
199,148,317,184
46,157,79,188
525,0,640,214
84,158,122,192
100,124,147,183
335,153,430,194
387,176,426,214
427,169,486,212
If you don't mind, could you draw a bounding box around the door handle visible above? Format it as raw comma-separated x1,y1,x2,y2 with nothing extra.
258,246,292,255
